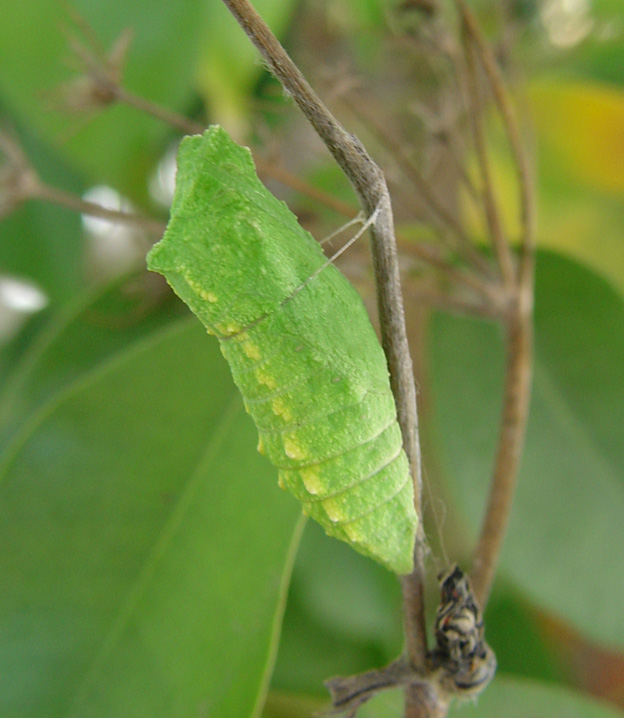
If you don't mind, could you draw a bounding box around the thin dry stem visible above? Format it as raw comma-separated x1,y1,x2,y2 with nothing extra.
406,286,503,320
454,0,536,281
430,127,480,206
0,130,162,233
253,157,357,218
0,131,41,216
35,184,165,234
459,30,515,287
405,97,467,175
114,86,203,135
400,240,505,307
471,305,533,606
325,657,414,715
405,684,449,718
344,92,494,280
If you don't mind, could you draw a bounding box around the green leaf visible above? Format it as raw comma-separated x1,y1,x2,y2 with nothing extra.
357,677,624,718
537,185,624,302
270,520,403,696
484,581,564,684
0,318,302,717
262,691,326,718
429,250,624,649
292,520,403,649
0,272,184,449
0,202,81,302
147,126,418,574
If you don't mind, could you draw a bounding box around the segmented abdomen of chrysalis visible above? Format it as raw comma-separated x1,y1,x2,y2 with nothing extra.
147,126,417,574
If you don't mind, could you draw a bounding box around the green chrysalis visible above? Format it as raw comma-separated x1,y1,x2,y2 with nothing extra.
147,126,417,574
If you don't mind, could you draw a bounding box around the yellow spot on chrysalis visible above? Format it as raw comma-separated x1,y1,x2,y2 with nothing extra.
271,397,292,421
185,278,218,304
277,473,287,490
299,467,324,496
283,437,305,461
256,369,276,390
343,522,363,543
184,277,200,293
322,498,345,523
257,436,266,455
242,341,261,360
214,320,241,335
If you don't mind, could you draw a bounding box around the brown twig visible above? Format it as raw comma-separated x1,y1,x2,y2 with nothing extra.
0,131,41,217
35,183,165,234
427,125,480,206
399,238,508,313
470,305,533,606
343,92,494,280
405,285,504,320
114,85,203,135
453,0,536,607
220,0,429,698
325,657,415,715
0,130,164,233
391,23,482,209
459,29,515,287
454,0,536,276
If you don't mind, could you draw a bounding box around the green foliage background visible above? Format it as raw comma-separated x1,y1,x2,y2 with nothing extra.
0,1,623,716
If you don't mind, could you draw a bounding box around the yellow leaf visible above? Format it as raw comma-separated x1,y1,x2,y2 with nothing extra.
529,79,624,196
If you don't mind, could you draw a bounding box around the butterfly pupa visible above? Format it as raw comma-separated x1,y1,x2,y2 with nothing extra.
147,126,418,574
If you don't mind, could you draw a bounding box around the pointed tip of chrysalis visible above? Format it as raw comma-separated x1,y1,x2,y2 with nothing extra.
145,239,163,273
146,230,174,279
179,124,256,176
